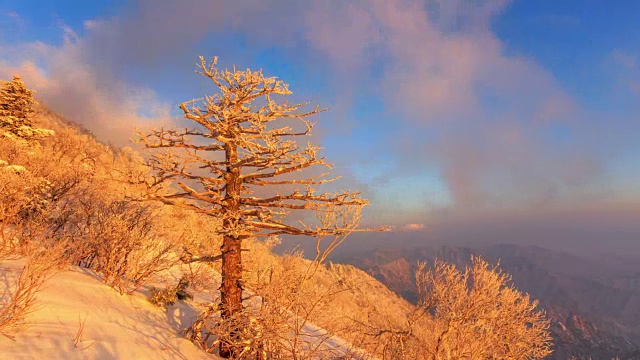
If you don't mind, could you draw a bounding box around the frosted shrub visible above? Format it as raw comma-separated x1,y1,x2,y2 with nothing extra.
0,162,53,257
364,257,553,359
61,200,177,294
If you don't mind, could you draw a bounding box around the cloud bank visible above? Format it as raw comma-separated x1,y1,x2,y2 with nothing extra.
1,1,639,228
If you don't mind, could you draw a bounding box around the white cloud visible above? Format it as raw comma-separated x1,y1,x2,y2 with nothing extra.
0,23,174,145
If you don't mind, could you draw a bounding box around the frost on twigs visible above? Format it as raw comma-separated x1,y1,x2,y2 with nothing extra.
361,257,554,359
135,56,370,240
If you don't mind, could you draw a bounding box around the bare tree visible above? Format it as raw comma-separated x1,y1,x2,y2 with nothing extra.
137,57,371,357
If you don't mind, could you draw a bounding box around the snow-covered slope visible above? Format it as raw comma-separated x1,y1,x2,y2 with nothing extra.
0,260,220,360
0,260,375,359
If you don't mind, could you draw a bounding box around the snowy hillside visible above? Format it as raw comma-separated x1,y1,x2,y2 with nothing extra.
0,260,220,359
0,259,374,359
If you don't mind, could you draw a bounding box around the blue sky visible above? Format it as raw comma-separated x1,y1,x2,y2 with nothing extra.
495,1,640,111
1,0,640,230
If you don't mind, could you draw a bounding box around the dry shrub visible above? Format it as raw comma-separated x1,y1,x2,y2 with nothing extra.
186,303,268,358
65,200,177,295
169,208,223,264
0,157,53,258
32,181,178,295
243,238,410,359
185,240,381,359
0,97,181,304
0,242,69,339
178,207,389,358
249,253,340,359
184,247,302,358
0,114,99,259
182,261,220,292
162,208,223,291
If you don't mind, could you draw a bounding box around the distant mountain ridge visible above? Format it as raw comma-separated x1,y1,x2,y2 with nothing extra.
336,243,640,359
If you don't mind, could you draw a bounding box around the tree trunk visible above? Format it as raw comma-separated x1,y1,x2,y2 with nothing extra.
219,233,243,357
219,142,243,358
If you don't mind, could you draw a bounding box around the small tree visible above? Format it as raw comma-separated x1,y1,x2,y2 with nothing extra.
417,257,552,359
137,57,369,357
0,75,52,140
0,75,35,123
362,257,553,359
416,257,552,360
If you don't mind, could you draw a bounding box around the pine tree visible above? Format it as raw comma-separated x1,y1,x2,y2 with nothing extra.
0,75,52,139
137,57,373,357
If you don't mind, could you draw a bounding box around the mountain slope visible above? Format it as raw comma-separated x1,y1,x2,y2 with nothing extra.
0,257,386,359
1,103,413,359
